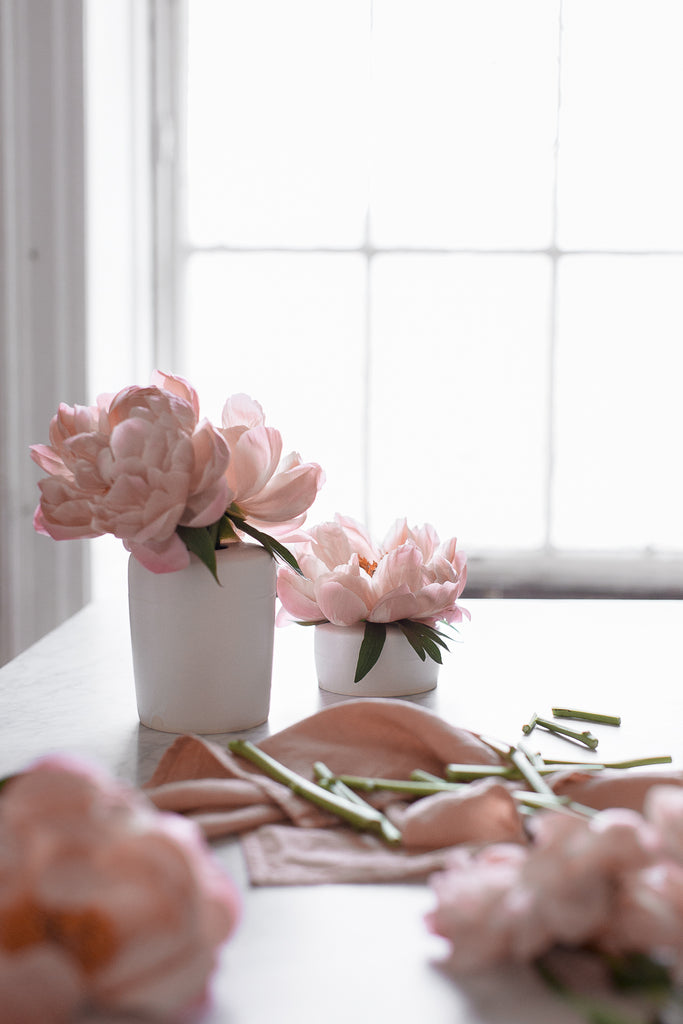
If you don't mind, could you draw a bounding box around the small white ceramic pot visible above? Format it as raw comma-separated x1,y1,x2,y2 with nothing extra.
313,622,439,697
128,542,276,733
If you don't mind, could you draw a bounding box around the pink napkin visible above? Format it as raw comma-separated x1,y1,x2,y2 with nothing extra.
143,699,682,885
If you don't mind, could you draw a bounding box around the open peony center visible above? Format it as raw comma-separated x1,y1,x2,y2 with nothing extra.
0,898,119,973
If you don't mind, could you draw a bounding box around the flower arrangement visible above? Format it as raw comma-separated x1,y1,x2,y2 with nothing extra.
427,787,683,1021
0,755,240,1022
276,514,468,680
30,371,323,579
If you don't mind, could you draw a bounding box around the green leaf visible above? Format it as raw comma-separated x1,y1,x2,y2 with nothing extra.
226,513,305,576
396,621,427,661
606,951,672,994
397,620,449,665
176,525,219,582
355,621,387,682
218,514,239,545
419,633,443,664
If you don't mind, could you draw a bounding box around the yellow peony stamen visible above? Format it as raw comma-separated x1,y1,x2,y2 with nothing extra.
358,555,378,577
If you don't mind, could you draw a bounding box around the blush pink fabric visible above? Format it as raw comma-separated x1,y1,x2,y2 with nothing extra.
143,699,683,886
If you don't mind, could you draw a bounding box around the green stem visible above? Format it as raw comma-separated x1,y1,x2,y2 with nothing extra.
313,762,402,845
514,791,597,818
411,769,448,783
336,769,596,818
544,755,672,770
552,708,622,727
337,773,463,796
535,717,600,750
444,763,519,781
228,740,400,842
508,745,557,797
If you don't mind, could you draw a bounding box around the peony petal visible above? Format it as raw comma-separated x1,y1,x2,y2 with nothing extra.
315,576,370,626
0,946,85,1024
275,571,322,622
372,543,424,595
125,533,191,573
369,585,420,623
330,514,376,560
151,370,200,418
239,458,323,525
220,393,265,430
223,425,282,503
380,517,410,553
30,444,71,477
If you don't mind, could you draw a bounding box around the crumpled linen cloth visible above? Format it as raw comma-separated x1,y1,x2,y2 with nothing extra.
143,698,683,886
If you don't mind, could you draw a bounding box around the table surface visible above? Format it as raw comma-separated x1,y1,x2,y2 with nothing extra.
1,596,682,1023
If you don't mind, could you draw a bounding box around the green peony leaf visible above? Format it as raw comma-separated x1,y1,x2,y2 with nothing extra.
355,621,387,682
176,525,219,583
396,621,427,661
218,514,239,545
397,620,450,664
225,513,305,576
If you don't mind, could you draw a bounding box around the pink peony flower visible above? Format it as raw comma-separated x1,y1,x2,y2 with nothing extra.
644,784,683,864
427,805,676,974
426,844,530,972
31,373,232,572
276,513,468,627
0,755,241,1022
220,394,324,538
609,862,683,969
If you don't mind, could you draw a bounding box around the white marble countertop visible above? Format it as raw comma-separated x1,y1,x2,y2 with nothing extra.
1,596,682,1023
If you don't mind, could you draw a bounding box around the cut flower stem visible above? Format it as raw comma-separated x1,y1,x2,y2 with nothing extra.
552,708,622,727
531,716,600,751
313,761,402,845
544,755,673,770
337,774,463,797
228,740,401,845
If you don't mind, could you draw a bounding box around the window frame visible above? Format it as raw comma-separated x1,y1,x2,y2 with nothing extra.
149,0,683,599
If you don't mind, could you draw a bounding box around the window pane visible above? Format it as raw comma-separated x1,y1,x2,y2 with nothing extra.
369,254,552,548
553,256,683,549
558,0,683,250
371,0,559,248
186,0,369,247
183,253,367,523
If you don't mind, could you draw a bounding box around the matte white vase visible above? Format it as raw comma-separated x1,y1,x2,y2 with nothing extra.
128,542,276,733
314,622,439,697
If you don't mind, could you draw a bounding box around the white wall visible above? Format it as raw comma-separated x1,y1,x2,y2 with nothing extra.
0,0,89,665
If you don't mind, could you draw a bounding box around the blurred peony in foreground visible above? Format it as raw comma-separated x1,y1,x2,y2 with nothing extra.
427,786,683,979
0,755,241,1023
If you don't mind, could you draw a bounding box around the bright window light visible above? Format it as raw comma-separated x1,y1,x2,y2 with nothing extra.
171,0,683,590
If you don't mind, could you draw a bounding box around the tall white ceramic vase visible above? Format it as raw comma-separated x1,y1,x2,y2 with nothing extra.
314,622,440,697
128,542,276,733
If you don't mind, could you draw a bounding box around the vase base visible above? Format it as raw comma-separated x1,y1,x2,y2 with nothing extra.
314,622,440,698
139,710,270,735
317,678,437,698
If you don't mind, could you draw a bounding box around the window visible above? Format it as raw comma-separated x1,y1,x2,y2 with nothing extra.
153,0,683,596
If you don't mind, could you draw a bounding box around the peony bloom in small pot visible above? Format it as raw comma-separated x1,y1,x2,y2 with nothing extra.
0,755,241,1023
31,372,323,579
276,514,468,687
